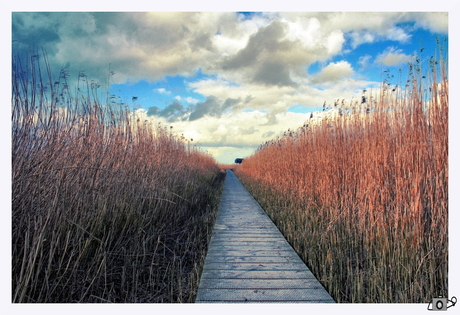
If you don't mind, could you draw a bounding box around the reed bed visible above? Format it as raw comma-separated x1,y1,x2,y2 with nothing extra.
12,52,225,303
236,53,448,303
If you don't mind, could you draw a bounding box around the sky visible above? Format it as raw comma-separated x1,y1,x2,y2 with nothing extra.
11,9,450,164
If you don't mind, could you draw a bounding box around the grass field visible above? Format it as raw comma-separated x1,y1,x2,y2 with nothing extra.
12,52,225,303
236,51,448,303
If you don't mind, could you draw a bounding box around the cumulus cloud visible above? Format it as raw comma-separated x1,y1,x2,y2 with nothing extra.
348,26,411,49
414,12,448,34
348,31,376,48
146,95,245,122
217,16,348,87
147,100,190,122
252,60,296,87
311,61,354,84
318,12,448,49
219,20,300,86
238,126,258,135
375,47,414,66
189,96,223,121
156,88,170,94
161,101,185,117
185,97,199,104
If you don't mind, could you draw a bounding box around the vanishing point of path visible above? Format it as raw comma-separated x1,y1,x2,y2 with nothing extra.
195,170,335,303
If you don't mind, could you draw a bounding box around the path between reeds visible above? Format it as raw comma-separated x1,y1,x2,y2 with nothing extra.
195,170,335,303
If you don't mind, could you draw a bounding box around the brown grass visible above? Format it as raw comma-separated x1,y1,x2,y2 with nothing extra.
236,51,448,303
12,52,225,303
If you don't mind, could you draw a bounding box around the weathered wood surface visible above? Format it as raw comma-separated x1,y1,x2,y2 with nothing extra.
195,170,335,303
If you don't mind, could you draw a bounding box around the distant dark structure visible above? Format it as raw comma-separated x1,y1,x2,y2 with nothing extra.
234,158,244,164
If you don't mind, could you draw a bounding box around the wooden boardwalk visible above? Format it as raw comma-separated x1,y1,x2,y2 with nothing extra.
195,170,335,303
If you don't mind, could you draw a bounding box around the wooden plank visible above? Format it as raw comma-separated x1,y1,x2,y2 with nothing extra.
202,262,310,271
200,256,303,264
195,170,335,303
197,288,335,302
198,278,325,289
199,270,317,279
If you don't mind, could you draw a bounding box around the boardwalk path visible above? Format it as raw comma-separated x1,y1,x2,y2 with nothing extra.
195,170,335,303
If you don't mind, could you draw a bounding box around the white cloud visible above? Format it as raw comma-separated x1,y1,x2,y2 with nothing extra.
314,12,422,49
185,97,199,104
349,31,376,48
156,88,170,94
375,47,414,66
348,26,411,49
414,12,448,34
386,26,411,43
212,14,271,57
326,29,345,56
358,55,372,70
285,17,318,45
311,61,354,84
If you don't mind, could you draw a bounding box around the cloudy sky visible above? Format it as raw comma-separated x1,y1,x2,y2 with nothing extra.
11,9,449,163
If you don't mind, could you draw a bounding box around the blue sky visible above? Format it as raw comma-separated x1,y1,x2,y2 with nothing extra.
109,72,208,111
11,11,449,163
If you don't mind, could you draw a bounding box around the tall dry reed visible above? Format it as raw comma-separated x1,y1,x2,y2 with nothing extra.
236,51,448,303
12,51,225,303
